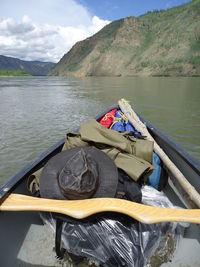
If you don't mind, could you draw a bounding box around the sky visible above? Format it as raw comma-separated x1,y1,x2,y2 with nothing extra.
0,0,190,63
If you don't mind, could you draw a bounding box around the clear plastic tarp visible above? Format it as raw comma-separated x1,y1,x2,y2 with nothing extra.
41,186,188,267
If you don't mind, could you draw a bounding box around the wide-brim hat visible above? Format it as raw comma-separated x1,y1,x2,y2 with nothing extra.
39,146,118,200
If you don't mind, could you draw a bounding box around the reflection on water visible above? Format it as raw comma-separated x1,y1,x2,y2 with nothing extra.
0,76,200,184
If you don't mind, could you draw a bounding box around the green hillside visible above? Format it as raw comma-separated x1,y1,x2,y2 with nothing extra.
0,69,30,77
49,0,200,77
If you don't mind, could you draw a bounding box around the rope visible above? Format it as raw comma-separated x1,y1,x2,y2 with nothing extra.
109,111,129,129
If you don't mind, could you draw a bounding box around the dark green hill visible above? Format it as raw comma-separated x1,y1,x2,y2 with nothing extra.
49,0,200,77
0,55,55,76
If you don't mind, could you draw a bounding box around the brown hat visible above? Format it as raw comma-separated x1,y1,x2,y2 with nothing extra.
39,147,118,200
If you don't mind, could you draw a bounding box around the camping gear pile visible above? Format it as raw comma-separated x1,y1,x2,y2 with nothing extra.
28,107,187,267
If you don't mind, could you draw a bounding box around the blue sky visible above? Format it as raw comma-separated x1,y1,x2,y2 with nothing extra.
77,0,190,20
0,0,190,62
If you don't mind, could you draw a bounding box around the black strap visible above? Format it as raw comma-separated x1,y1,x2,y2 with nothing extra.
55,218,65,259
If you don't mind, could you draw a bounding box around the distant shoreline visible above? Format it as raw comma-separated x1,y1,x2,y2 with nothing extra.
1,74,199,78
0,70,31,77
0,76,31,77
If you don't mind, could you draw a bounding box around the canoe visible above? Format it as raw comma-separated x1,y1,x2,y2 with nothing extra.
0,104,200,267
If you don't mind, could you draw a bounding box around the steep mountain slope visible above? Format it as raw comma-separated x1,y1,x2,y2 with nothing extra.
0,55,55,76
49,0,200,77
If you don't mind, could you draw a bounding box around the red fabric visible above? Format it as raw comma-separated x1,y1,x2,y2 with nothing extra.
99,109,117,128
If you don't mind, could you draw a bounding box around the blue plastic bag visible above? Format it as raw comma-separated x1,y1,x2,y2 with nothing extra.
148,152,161,189
112,110,139,133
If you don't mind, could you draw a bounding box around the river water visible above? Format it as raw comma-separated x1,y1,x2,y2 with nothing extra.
0,76,200,185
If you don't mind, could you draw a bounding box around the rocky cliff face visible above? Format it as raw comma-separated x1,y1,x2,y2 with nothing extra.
49,0,200,77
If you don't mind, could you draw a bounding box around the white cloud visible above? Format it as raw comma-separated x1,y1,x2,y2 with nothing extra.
0,0,92,27
0,1,110,62
0,16,35,35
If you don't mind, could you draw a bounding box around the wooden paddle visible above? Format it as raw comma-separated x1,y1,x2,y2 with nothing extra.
119,99,200,209
0,193,200,224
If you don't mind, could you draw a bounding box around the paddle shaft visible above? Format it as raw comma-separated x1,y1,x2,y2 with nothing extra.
119,100,200,209
0,193,200,224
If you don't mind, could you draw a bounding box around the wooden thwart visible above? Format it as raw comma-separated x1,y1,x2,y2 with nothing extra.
0,193,200,224
118,99,200,209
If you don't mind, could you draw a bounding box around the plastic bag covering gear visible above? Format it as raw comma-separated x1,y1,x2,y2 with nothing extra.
41,186,187,267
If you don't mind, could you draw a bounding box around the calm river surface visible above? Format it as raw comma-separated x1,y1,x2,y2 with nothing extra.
0,76,200,185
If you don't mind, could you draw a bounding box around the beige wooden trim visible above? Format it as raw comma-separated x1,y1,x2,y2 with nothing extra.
1,194,200,224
